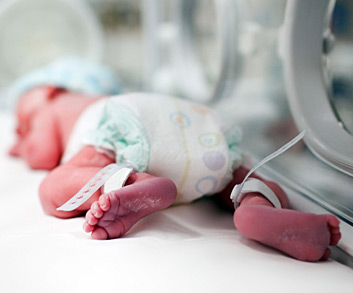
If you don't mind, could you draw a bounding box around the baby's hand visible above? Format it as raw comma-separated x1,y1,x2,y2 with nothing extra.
9,139,23,157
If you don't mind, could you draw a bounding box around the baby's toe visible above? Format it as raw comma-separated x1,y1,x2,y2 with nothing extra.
91,227,109,240
326,214,340,229
325,215,341,246
86,210,99,226
99,193,111,211
330,232,342,246
83,221,94,233
91,201,104,218
320,248,331,261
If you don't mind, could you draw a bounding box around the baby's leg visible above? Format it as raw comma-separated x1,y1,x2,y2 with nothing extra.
83,173,177,239
218,167,341,261
39,146,115,218
233,189,341,262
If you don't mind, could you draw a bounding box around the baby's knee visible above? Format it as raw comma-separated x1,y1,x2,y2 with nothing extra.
38,177,60,217
38,174,77,218
38,185,54,218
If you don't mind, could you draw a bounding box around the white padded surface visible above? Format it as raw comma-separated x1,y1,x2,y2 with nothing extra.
1,112,353,293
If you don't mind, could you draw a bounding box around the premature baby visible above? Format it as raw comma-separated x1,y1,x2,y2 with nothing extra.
10,60,341,262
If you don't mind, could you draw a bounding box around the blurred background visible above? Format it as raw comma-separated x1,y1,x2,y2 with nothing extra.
0,0,353,258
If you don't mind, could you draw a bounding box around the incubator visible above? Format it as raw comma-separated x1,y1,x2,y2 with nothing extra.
142,0,353,263
0,0,353,264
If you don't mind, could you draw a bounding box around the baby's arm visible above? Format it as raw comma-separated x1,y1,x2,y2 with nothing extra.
18,107,62,170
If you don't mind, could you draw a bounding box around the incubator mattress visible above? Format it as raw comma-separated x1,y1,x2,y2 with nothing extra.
1,111,353,292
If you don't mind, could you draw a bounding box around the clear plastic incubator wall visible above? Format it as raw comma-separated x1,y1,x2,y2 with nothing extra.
1,0,353,262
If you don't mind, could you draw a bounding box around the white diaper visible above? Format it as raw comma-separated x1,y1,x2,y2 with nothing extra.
61,99,107,163
60,93,306,211
72,93,243,204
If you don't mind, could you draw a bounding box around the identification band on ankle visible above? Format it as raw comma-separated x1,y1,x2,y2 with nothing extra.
56,162,135,212
230,130,306,209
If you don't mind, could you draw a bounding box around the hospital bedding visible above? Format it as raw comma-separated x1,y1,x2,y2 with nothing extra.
1,111,353,293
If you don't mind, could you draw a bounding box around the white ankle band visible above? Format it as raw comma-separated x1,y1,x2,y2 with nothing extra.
230,130,306,209
57,163,134,212
103,167,133,194
230,178,281,209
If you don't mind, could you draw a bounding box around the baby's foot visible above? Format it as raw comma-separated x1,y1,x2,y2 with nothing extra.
234,205,341,262
83,177,176,240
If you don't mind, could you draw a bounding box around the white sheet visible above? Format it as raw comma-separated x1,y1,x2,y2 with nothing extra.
1,111,353,293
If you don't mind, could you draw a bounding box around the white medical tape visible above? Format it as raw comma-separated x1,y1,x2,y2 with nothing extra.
231,178,281,209
103,167,133,194
230,130,306,209
56,163,134,211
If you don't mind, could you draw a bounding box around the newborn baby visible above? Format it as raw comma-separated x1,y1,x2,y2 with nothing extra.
10,60,341,262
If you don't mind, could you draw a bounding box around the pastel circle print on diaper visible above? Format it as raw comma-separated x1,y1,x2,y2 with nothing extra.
202,150,226,171
198,132,221,148
170,112,191,128
190,103,210,115
195,176,218,195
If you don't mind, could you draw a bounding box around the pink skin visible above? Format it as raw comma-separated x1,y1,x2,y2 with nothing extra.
83,174,177,240
39,145,177,236
234,198,340,261
220,167,341,261
14,87,341,262
10,86,101,170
